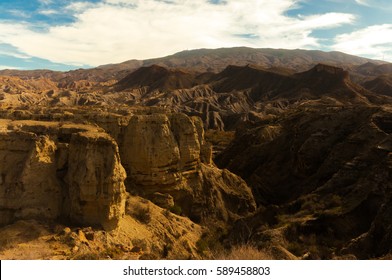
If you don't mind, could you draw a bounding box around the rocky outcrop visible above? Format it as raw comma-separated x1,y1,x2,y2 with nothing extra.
120,112,255,222
0,120,126,230
65,131,126,230
218,105,392,258
0,109,255,228
121,114,185,191
0,129,61,224
120,113,211,194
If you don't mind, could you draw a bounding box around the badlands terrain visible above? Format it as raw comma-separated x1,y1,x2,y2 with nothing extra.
1,47,392,259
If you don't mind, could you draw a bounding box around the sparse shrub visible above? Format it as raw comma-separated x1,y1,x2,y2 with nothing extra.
195,227,230,257
73,252,103,260
214,244,273,260
169,204,182,215
104,246,123,259
196,238,209,254
133,204,152,224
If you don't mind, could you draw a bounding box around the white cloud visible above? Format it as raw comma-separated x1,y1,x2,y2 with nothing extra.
8,9,30,18
66,2,97,12
0,49,31,59
354,0,392,8
295,13,355,30
39,9,59,15
332,24,392,61
0,65,22,70
0,0,355,66
38,0,53,5
355,0,369,5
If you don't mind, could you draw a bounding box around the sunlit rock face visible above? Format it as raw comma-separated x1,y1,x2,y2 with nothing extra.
0,120,126,230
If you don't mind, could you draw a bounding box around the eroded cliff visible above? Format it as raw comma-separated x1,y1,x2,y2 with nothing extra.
0,119,126,230
0,109,256,231
120,112,254,222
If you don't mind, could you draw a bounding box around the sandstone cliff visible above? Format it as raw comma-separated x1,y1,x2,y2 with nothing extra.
0,120,126,230
120,112,254,222
0,109,256,229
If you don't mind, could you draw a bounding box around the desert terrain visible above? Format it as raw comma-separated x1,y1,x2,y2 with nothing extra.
1,47,392,260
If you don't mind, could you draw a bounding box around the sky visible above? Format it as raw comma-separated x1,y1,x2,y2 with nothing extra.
0,0,391,70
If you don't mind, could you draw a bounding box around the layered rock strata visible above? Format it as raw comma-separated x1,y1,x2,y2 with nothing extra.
120,112,254,222
0,120,126,230
0,110,256,228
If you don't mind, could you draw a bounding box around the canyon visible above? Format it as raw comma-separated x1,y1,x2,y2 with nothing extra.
1,47,392,259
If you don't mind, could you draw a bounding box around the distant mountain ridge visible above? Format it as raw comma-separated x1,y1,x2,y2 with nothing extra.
0,47,387,83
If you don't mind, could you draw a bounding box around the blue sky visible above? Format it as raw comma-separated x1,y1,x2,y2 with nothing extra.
0,0,391,70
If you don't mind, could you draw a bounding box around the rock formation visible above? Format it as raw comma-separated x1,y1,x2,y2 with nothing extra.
0,109,256,230
0,120,126,230
113,111,255,222
217,105,392,259
65,131,126,230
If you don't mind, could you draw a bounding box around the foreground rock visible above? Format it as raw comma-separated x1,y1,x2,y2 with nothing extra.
0,108,256,229
0,119,126,230
0,107,258,260
0,195,203,260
